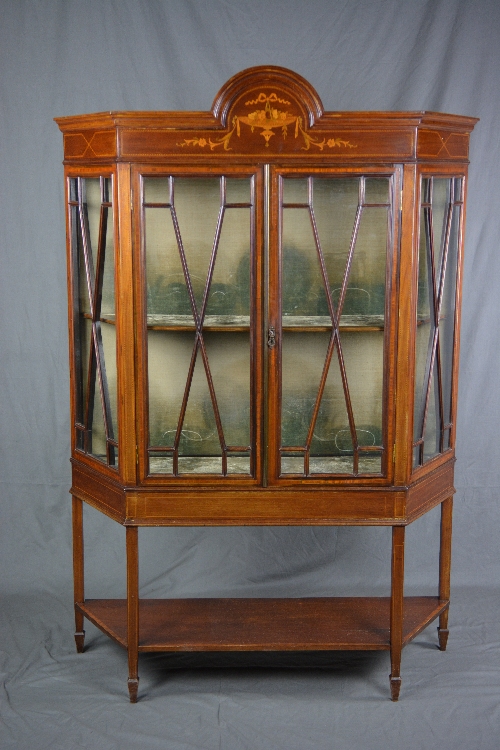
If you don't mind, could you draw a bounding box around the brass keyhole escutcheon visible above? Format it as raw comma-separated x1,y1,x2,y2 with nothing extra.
267,326,276,349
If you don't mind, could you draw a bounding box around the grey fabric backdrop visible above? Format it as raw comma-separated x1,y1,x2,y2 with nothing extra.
1,0,499,748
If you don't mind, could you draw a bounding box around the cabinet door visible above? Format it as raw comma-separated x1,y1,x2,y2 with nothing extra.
137,168,263,482
268,169,397,482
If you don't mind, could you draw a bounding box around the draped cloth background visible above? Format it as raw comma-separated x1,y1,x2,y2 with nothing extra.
1,1,499,747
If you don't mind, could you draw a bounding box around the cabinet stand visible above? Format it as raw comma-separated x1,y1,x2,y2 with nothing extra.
72,495,454,702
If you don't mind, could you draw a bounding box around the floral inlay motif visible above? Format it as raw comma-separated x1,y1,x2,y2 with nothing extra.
178,92,357,151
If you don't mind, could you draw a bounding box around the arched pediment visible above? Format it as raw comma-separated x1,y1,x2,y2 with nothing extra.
212,66,324,131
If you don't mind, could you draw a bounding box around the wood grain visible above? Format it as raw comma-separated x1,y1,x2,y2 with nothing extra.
76,596,447,652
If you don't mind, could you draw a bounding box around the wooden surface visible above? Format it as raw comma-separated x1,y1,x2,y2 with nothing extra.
126,527,139,702
390,526,405,700
70,453,455,526
55,67,477,167
76,596,447,652
72,496,85,653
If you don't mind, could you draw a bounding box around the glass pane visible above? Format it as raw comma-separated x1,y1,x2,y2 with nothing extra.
70,176,118,468
204,332,250,448
78,316,92,427
357,454,382,473
281,212,323,318
173,178,221,312
280,175,389,477
227,455,251,474
365,178,390,204
309,344,354,476
226,178,251,204
309,457,356,473
281,457,306,474
413,322,431,444
417,197,432,322
441,204,460,428
83,179,101,276
340,330,384,446
100,322,118,445
314,178,359,316
89,373,107,462
281,332,329,450
145,206,195,323
145,175,253,477
149,455,174,474
205,208,250,321
100,201,115,318
69,177,78,202
283,178,308,204
413,176,461,468
431,179,450,283
423,360,440,462
144,177,171,204
178,456,223,474
341,206,387,321
148,331,194,447
179,349,221,459
75,204,90,317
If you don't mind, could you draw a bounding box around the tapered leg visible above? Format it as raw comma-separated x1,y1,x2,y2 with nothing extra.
72,496,85,653
389,525,405,701
126,526,139,703
438,496,453,651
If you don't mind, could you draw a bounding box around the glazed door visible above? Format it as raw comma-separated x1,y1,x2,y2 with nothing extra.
267,168,399,484
136,165,398,486
136,167,264,484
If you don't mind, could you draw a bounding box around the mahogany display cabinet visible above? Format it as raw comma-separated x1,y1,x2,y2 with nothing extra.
55,67,477,702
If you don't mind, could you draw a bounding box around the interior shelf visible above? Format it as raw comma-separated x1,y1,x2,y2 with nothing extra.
77,596,448,653
81,312,385,332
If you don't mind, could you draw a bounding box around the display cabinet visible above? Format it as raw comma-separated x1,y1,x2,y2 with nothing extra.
55,67,477,701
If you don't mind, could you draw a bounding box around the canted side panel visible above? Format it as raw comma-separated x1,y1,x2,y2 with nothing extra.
412,174,465,470
67,174,119,470
417,130,469,160
406,459,455,522
71,461,126,522
64,130,117,160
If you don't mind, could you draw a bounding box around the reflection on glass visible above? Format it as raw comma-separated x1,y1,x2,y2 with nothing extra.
280,175,389,476
144,175,253,476
70,176,117,467
413,177,462,468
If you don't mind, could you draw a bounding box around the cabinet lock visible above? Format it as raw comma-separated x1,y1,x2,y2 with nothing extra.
267,326,276,349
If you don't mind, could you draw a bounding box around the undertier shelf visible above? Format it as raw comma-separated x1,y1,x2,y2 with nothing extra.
77,596,447,652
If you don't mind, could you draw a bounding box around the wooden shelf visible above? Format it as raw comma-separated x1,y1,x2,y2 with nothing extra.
282,314,385,332
81,312,385,333
77,596,447,653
